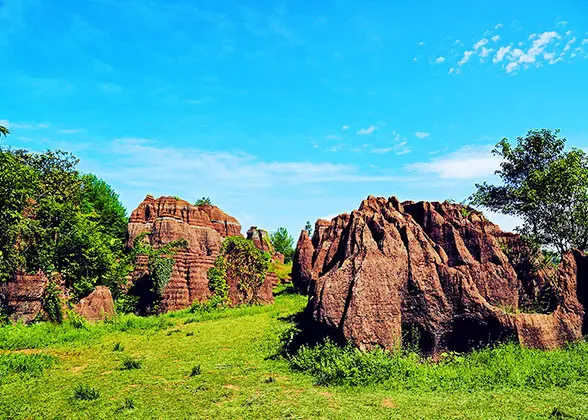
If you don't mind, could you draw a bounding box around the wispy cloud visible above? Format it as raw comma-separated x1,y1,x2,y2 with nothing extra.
415,132,430,139
435,56,445,63
341,125,350,130
102,138,406,189
406,145,501,179
58,129,84,134
0,120,49,129
357,125,377,135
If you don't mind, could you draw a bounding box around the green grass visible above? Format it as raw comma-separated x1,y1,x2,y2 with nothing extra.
1,289,588,419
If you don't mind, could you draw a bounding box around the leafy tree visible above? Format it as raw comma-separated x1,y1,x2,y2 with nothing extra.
304,221,313,236
270,227,295,263
0,125,9,137
0,147,130,301
80,174,128,239
195,197,212,206
471,129,588,255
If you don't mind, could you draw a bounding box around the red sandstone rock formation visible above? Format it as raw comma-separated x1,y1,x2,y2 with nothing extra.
293,196,587,354
128,196,274,312
246,226,274,253
0,271,48,323
74,286,116,322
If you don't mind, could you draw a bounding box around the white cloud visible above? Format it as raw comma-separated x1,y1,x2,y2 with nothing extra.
448,67,455,74
505,61,519,73
495,23,503,29
492,35,500,42
415,132,430,139
558,21,568,27
418,41,425,46
342,125,350,130
406,145,501,179
582,39,588,45
494,45,511,63
474,38,489,50
458,50,475,67
356,125,377,135
564,37,576,52
435,56,446,63
479,47,493,58
484,211,522,233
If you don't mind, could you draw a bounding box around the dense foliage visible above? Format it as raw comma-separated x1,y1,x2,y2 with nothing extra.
270,227,295,263
471,129,588,254
0,147,129,299
206,236,270,306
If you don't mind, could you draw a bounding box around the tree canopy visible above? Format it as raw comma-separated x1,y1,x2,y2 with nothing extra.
471,129,588,255
270,227,295,263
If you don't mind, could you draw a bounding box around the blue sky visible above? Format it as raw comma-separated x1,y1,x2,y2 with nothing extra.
2,0,588,235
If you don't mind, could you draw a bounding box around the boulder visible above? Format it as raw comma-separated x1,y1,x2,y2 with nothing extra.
0,271,48,323
294,196,586,354
74,286,116,322
246,226,274,253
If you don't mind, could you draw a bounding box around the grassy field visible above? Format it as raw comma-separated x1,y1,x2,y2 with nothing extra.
2,287,588,419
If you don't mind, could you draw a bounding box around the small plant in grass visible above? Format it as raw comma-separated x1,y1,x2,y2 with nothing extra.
67,311,88,329
112,342,124,352
119,356,142,370
190,364,201,377
186,331,194,337
73,384,100,401
264,376,276,383
122,397,135,410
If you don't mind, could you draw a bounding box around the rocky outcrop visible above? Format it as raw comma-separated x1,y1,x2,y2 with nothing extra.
128,196,274,312
294,196,586,354
247,226,273,253
0,271,48,323
74,286,116,322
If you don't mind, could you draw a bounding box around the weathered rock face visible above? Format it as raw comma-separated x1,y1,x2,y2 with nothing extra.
128,196,274,312
247,226,273,253
294,196,586,354
0,271,48,323
74,286,116,322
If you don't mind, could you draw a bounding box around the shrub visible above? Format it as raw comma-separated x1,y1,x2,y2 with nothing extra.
42,281,63,323
112,341,124,352
119,356,142,370
195,197,212,206
73,384,100,401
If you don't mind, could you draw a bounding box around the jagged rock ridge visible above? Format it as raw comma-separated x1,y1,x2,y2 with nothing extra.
293,196,587,354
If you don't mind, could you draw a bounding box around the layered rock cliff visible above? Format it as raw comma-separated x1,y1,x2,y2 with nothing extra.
293,196,587,354
128,196,274,312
